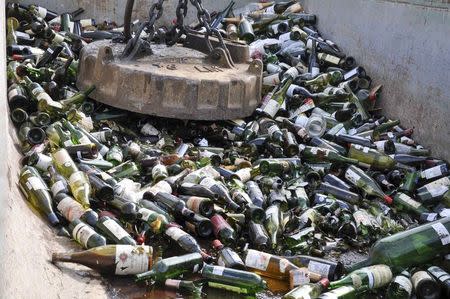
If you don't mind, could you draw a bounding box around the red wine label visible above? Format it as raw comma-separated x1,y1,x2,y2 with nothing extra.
210,215,230,236
115,245,150,275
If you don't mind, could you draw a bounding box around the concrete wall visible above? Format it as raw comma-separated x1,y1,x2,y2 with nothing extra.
300,0,450,160
11,0,254,26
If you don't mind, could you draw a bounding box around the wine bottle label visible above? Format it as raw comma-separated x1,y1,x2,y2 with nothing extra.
35,155,52,171
263,99,281,118
103,219,128,240
428,185,448,197
245,250,271,271
37,6,48,18
7,88,19,100
165,279,181,289
165,227,186,241
78,135,91,145
69,171,87,185
427,213,438,221
63,139,74,146
51,180,66,196
267,124,279,136
279,258,290,273
398,193,422,209
235,168,251,182
393,275,412,294
290,268,310,286
362,146,370,153
412,271,432,289
227,250,242,264
350,274,363,289
425,177,450,189
57,196,85,221
422,165,446,180
431,222,450,245
200,177,216,189
345,168,361,184
266,205,278,218
211,266,225,276
36,92,52,103
138,208,155,222
115,245,150,275
79,19,94,27
31,86,43,96
322,54,341,65
308,261,331,278
72,222,95,248
53,33,65,44
270,23,280,34
26,177,47,191
186,197,202,213
365,265,392,289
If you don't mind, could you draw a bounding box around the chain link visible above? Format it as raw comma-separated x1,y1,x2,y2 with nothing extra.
122,0,234,65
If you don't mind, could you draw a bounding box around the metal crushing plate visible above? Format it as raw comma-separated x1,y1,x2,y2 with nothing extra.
76,36,263,120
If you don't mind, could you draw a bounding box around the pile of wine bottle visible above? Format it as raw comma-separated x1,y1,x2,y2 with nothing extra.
6,1,450,298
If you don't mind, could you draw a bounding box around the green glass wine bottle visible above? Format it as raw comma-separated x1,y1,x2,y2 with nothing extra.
52,148,91,208
301,146,360,165
52,244,154,275
262,78,293,118
347,144,396,170
201,264,267,294
329,265,392,291
69,219,106,249
135,252,203,282
18,166,59,226
283,278,330,299
344,165,393,204
347,217,450,272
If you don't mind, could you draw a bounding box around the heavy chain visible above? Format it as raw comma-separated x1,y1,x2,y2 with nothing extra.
122,0,234,65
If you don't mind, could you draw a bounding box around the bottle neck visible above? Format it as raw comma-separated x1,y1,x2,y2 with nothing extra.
345,258,371,273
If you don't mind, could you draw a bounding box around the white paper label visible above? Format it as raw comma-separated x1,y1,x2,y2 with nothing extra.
235,168,251,182
69,171,87,185
37,6,48,18
72,222,95,248
245,249,271,271
428,185,448,197
345,168,361,184
200,177,216,189
165,227,186,241
8,88,19,100
63,139,74,146
308,261,331,277
398,193,422,209
212,266,225,276
431,222,450,245
27,177,47,190
368,265,392,288
362,146,370,153
138,208,154,222
393,275,412,294
35,154,52,171
290,269,310,286
103,219,128,240
427,213,438,221
387,132,394,138
51,180,66,196
423,165,446,180
263,99,281,118
57,196,85,221
279,258,290,273
115,245,150,275
165,279,181,289
267,124,279,136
